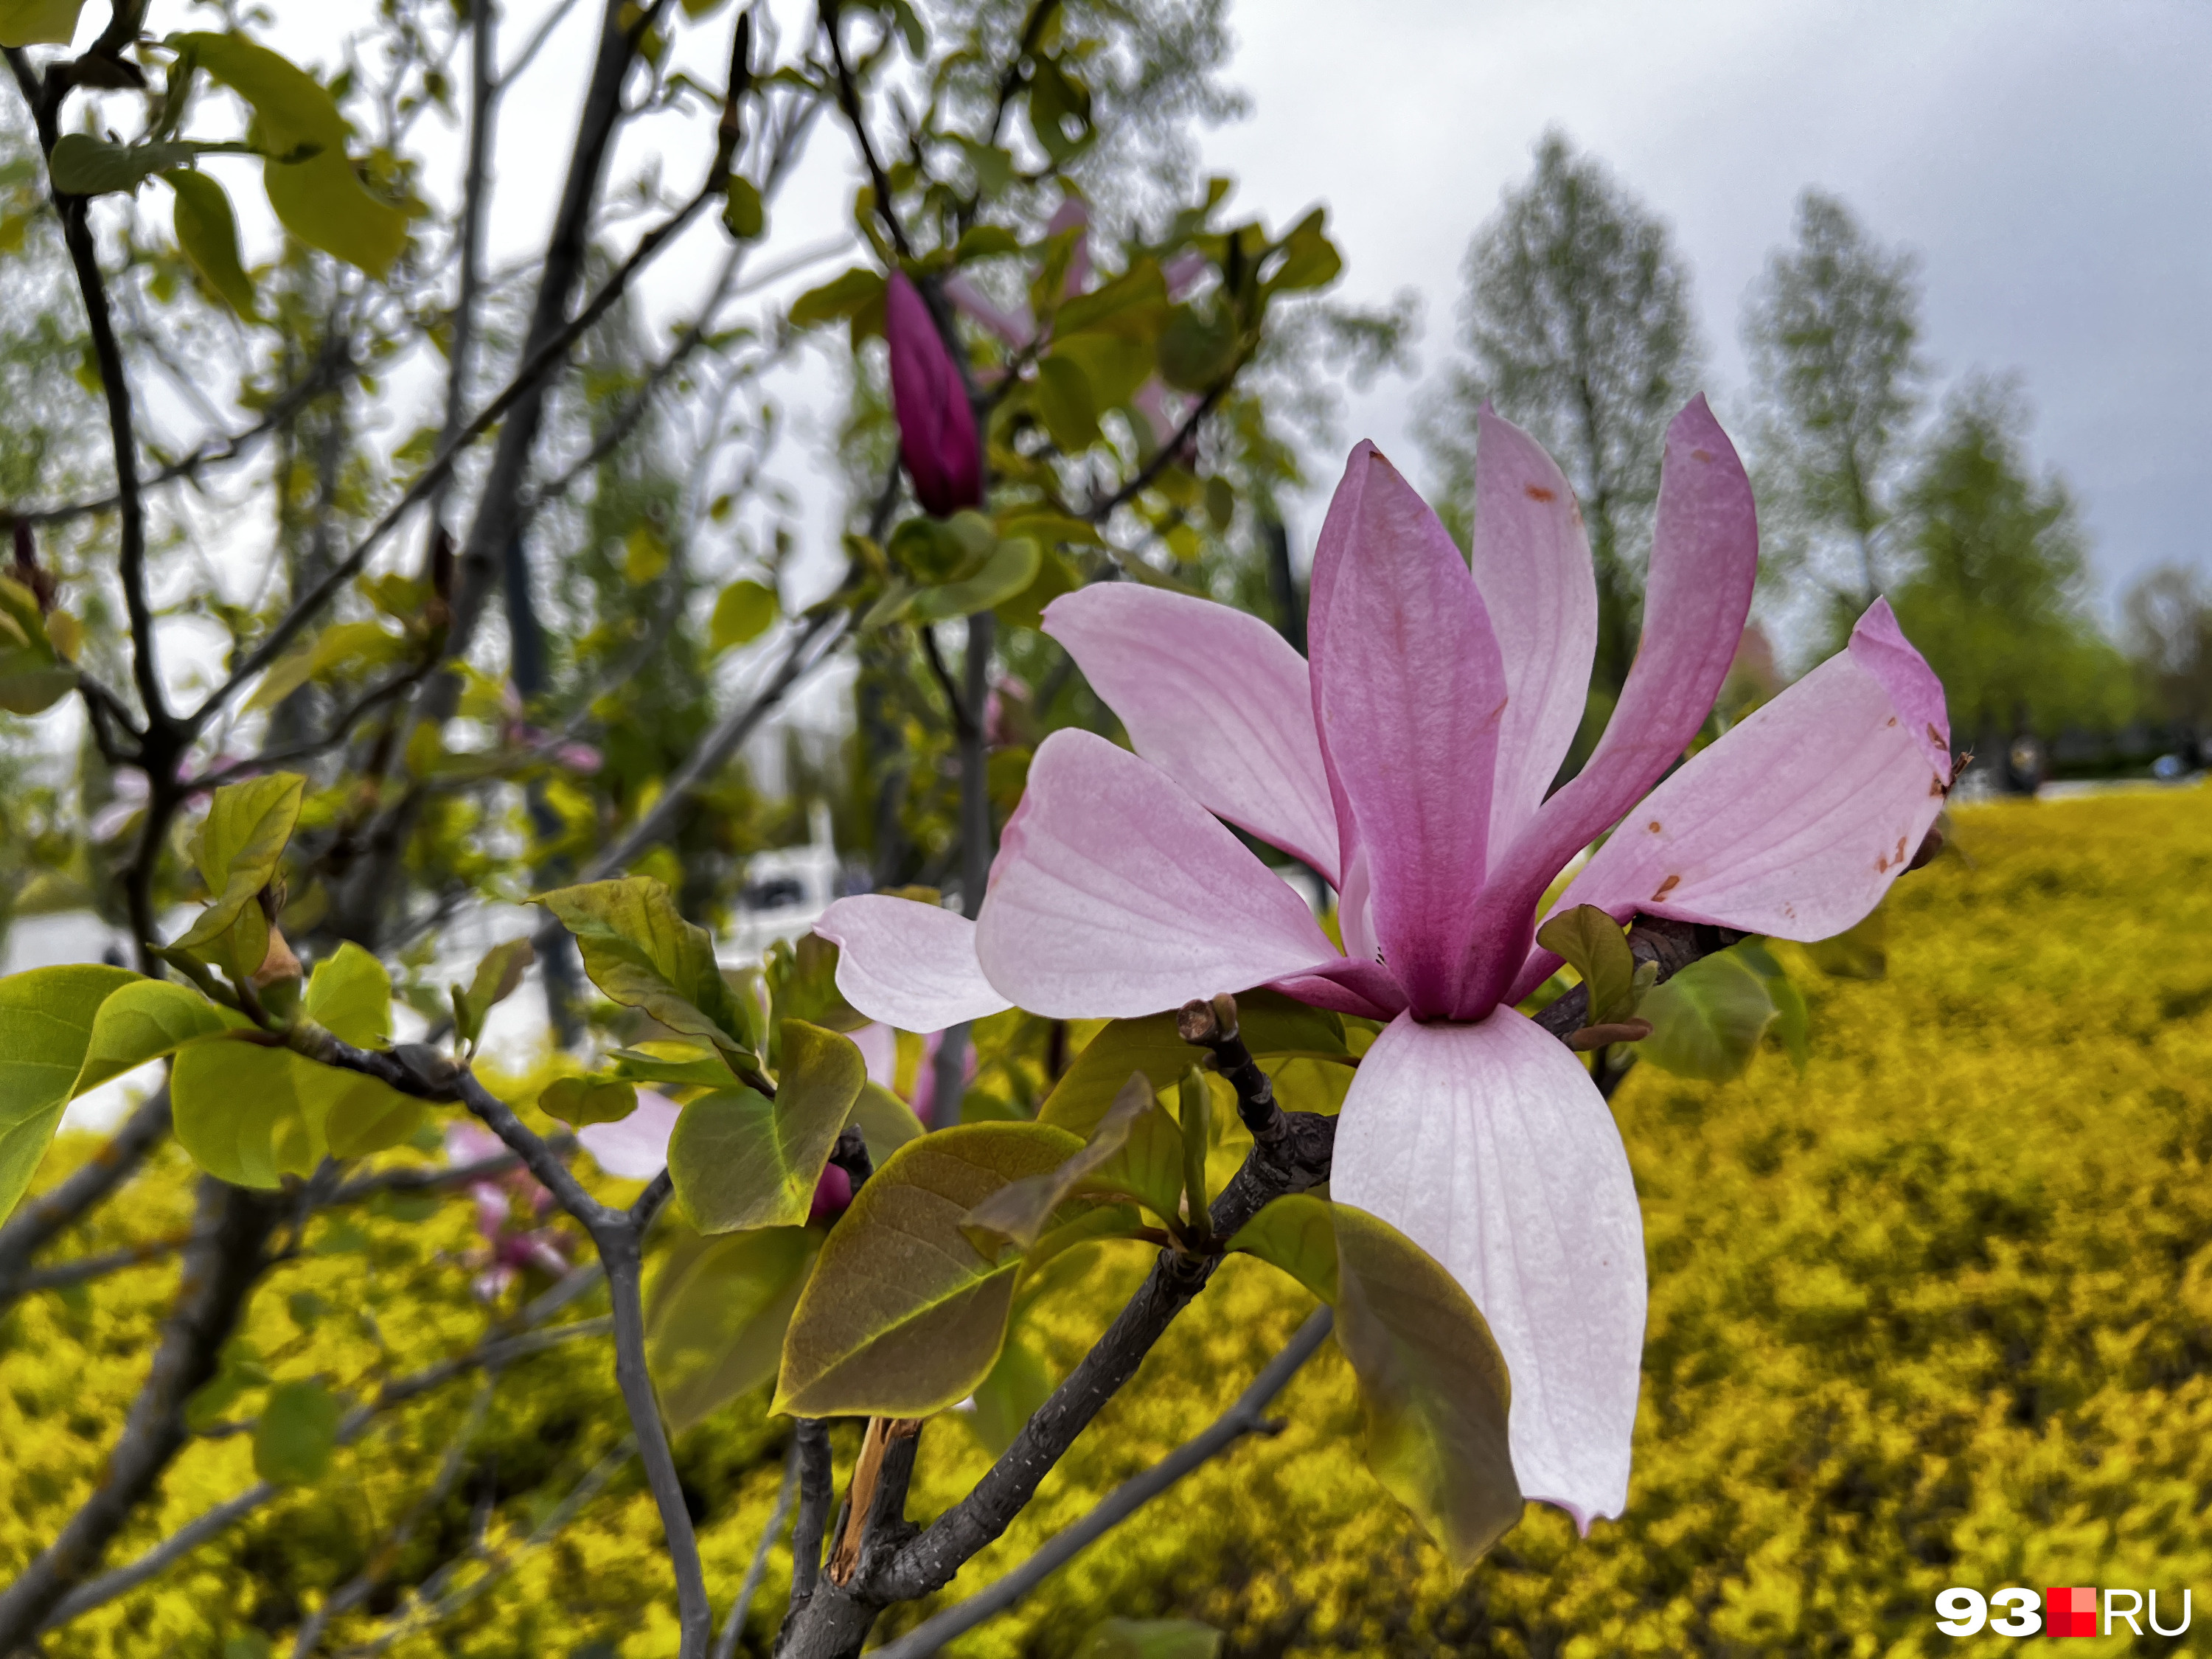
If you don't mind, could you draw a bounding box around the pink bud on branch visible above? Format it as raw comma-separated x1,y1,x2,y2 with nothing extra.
885,271,983,518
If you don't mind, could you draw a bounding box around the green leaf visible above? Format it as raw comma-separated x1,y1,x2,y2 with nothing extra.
254,1379,340,1486
905,535,1041,625
0,576,72,714
1229,1196,1521,1568
1038,990,1347,1137
722,173,765,240
788,265,883,330
176,32,349,150
450,936,533,1051
173,773,303,953
1735,939,1809,1075
709,578,778,654
953,223,1020,262
1176,1066,1211,1234
172,1039,422,1186
262,148,407,279
667,1021,865,1234
1332,1205,1522,1569
969,1326,1051,1455
773,1122,1083,1417
1077,1620,1223,1659
1536,904,1639,1026
0,964,139,1222
0,0,89,48
49,135,206,197
173,31,407,279
303,940,390,1047
645,1223,818,1434
535,877,754,1063
849,1081,927,1163
992,545,1079,633
1802,905,1888,981
1054,261,1169,340
1156,305,1238,392
540,1076,637,1128
164,168,259,318
1637,950,1778,1083
959,1072,1152,1258
1032,355,1099,453
72,977,245,1096
607,1042,735,1091
1265,208,1342,293
1225,1191,1339,1301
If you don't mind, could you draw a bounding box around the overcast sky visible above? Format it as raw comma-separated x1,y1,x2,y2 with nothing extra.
144,0,2212,652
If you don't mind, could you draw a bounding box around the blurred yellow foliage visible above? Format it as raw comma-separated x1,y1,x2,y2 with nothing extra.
6,784,2210,1657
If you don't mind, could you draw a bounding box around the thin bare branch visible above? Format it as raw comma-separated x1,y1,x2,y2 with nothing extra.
869,1308,1335,1659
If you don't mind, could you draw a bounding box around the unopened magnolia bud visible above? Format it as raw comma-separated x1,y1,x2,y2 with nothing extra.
1207,992,1240,1043
251,925,302,990
885,272,983,518
1175,998,1217,1043
1907,823,1946,872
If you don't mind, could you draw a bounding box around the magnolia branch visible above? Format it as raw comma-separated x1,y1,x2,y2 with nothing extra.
869,1307,1334,1659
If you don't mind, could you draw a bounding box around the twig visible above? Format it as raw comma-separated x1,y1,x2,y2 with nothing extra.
869,1308,1334,1659
6,1228,215,1295
818,0,911,258
716,1442,803,1659
786,1418,835,1610
1084,377,1231,522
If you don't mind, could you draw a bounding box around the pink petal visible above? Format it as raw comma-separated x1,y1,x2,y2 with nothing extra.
850,1020,899,1089
1329,1011,1646,1531
813,897,1011,1032
1458,397,1757,1016
1043,585,1338,877
973,728,1340,1018
1531,602,1950,967
577,1089,682,1181
1846,597,1952,777
943,272,1032,347
1470,407,1599,855
1309,443,1506,1016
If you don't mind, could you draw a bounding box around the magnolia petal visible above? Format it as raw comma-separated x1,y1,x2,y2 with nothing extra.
1538,602,1950,958
1845,597,1952,779
1044,585,1338,877
1310,442,1506,1016
1269,956,1406,1020
1329,1010,1646,1531
577,1089,682,1181
1459,397,1757,1016
886,271,983,517
1470,406,1599,856
850,1020,899,1090
814,897,1010,1032
974,728,1340,1018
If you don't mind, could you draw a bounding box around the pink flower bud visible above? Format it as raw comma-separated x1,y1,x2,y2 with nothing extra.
886,271,983,517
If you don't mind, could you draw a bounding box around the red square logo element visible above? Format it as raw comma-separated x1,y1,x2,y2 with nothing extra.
2045,1587,2098,1638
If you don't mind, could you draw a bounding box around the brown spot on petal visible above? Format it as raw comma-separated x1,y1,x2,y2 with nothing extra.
1526,484,1557,502
1927,722,1943,748
1887,716,1898,727
1652,874,1680,900
1896,836,1908,865
1691,448,1714,462
1930,773,1946,796
1647,819,1662,834
1875,854,1891,873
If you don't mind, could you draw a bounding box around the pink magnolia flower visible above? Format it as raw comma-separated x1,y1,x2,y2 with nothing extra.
886,271,983,518
816,399,1952,1531
445,1121,571,1301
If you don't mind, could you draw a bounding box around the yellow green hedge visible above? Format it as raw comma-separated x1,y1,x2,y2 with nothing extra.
5,784,2208,1657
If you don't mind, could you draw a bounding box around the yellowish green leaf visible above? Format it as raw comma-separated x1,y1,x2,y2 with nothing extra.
0,964,139,1222
667,1021,865,1234
645,1224,818,1433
